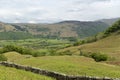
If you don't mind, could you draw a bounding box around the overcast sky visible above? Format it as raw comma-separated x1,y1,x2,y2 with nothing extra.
0,0,120,23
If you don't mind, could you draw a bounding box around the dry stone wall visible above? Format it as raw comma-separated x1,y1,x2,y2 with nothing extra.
0,61,119,80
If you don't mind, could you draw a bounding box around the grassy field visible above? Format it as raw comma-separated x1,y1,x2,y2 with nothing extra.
0,38,71,50
1,34,120,78
0,66,55,80
4,52,120,78
4,52,32,62
58,33,120,64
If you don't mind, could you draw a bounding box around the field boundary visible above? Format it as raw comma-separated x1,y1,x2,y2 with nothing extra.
0,61,119,80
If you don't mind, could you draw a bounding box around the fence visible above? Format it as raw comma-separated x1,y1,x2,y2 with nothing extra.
0,61,119,80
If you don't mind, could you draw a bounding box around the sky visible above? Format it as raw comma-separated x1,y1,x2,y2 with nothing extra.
0,0,120,23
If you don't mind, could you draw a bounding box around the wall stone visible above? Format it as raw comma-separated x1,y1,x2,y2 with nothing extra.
0,61,119,80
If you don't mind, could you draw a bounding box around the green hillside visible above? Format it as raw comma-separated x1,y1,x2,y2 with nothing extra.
59,19,120,65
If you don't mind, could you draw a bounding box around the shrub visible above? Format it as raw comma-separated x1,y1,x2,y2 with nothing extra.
79,50,108,62
79,51,91,57
90,53,108,62
73,40,86,46
32,51,47,57
0,54,7,61
48,49,56,56
85,35,97,43
0,49,4,54
63,50,72,56
65,44,72,48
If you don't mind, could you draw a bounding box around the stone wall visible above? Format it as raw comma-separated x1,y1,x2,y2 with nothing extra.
0,61,119,80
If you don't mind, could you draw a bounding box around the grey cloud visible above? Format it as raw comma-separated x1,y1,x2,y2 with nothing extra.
0,0,119,23
74,0,110,4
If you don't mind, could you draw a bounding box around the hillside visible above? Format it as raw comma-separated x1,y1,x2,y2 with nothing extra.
3,52,120,78
12,21,109,39
99,17,120,25
0,22,16,32
59,19,120,65
0,22,33,40
0,20,109,39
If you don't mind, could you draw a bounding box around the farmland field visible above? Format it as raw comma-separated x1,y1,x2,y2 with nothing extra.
0,65,55,80
0,38,71,50
4,52,120,78
0,38,72,56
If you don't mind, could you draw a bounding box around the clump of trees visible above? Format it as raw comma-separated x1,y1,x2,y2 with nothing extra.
0,45,59,57
73,36,97,46
1,45,32,55
0,45,39,57
104,19,120,35
0,43,74,57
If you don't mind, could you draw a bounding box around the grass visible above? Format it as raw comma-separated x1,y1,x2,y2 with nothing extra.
4,52,120,78
0,66,55,80
59,33,120,62
0,38,71,50
4,52,32,62
1,32,120,78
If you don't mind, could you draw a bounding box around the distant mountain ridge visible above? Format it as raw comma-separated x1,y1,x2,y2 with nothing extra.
0,18,119,40
11,21,109,39
99,17,120,25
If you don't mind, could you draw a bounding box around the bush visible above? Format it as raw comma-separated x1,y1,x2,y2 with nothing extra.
32,51,47,57
48,49,57,56
63,50,72,56
90,53,108,62
73,40,86,46
0,54,7,61
79,50,108,62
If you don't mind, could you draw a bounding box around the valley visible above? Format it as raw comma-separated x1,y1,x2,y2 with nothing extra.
0,18,120,80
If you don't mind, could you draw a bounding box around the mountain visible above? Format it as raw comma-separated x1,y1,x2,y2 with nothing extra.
11,21,109,39
0,22,33,40
0,20,109,40
0,22,16,32
99,17,120,25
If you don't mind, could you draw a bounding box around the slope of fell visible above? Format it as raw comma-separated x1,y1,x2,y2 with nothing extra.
4,53,120,78
59,20,120,65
